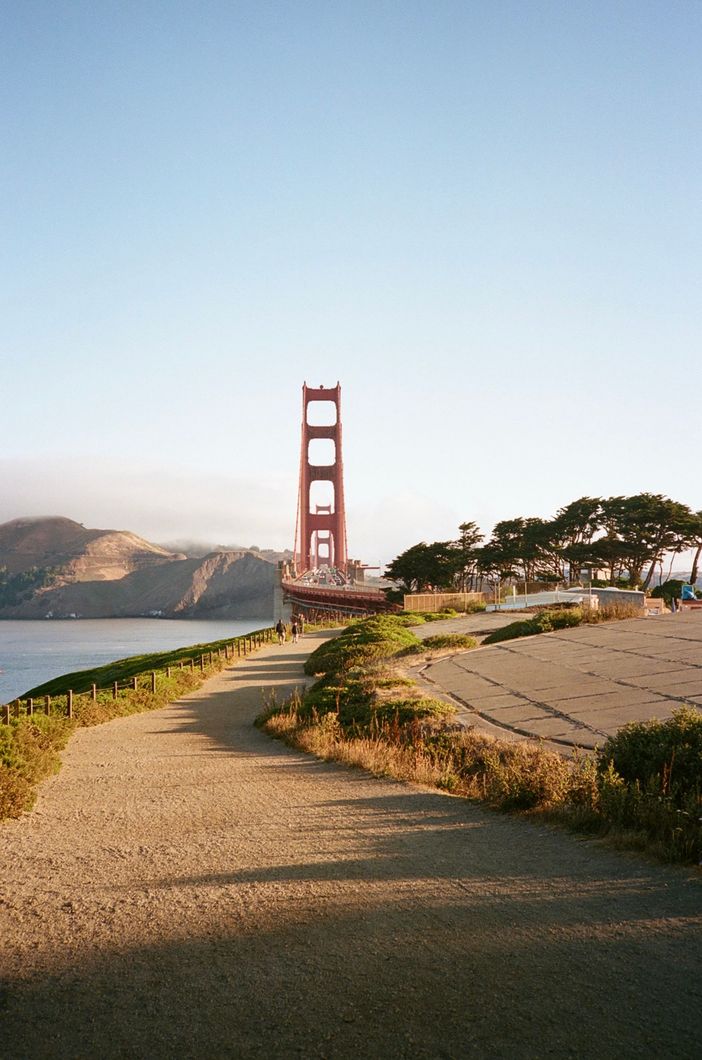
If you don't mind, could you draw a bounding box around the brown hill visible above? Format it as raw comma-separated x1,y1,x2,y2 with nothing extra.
0,517,183,579
0,518,276,619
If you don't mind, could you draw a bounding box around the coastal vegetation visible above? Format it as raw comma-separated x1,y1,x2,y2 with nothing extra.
0,565,60,608
259,614,702,864
482,602,642,644
0,628,272,820
386,494,702,594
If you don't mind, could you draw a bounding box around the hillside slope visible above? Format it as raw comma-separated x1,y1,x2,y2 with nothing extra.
0,518,276,619
0,517,183,579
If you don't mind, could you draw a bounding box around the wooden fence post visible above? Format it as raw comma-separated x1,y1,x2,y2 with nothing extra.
2,703,9,725
199,656,205,671
45,695,51,715
151,672,156,694
113,683,118,699
237,640,241,657
167,666,172,678
91,684,97,702
67,690,73,719
28,698,34,717
190,658,195,671
132,676,138,691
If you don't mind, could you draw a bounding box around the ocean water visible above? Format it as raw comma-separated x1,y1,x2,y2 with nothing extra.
0,618,272,703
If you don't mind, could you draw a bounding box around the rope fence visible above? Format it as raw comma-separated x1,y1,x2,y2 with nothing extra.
1,627,275,725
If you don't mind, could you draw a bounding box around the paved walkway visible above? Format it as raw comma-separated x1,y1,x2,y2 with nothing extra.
1,632,701,1058
419,613,702,748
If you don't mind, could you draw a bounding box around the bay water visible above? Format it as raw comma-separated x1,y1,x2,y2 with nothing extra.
0,618,272,703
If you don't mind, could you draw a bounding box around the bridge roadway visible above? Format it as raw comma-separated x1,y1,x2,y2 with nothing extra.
1,630,700,1058
412,611,702,749
282,578,392,615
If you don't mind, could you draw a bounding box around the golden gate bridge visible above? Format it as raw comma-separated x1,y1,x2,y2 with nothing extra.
282,382,395,618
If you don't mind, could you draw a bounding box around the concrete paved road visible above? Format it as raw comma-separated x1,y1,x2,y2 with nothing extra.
418,613,702,748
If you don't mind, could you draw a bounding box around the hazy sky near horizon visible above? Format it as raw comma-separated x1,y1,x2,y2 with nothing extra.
2,1,700,567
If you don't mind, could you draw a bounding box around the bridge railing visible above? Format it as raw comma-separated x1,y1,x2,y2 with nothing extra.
283,580,398,617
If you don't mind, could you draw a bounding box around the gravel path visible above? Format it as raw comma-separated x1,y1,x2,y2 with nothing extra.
1,633,701,1059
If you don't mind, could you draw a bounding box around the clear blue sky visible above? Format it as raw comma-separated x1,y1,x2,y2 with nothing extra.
2,1,700,565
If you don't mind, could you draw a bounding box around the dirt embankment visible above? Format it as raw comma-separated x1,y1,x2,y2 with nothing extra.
1,635,700,1058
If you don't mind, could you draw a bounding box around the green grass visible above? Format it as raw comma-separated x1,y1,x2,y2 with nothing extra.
483,608,584,644
304,615,421,677
23,629,270,697
483,603,645,646
403,633,478,654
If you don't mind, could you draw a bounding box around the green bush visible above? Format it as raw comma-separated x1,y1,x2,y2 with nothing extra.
597,707,702,804
422,633,477,650
0,714,74,817
403,633,478,655
483,608,583,644
304,615,420,676
372,696,453,727
297,669,451,733
650,580,684,604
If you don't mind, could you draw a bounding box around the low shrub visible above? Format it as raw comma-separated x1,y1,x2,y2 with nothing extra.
422,633,478,650
483,608,584,644
304,615,420,676
402,633,478,655
0,714,74,817
597,707,702,804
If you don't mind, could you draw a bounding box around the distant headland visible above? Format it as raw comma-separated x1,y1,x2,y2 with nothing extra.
0,517,287,620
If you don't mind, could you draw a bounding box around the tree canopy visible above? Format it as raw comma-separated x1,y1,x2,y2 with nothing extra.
384,493,699,593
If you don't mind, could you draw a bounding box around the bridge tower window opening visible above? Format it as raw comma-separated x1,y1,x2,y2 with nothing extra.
307,438,336,466
305,400,337,427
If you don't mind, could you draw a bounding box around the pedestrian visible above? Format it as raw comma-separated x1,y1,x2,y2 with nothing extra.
291,618,299,644
275,618,285,645
298,613,305,636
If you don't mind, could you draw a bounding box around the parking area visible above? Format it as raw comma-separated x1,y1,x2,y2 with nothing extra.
419,612,702,748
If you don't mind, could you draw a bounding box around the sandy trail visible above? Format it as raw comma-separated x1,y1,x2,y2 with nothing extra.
1,633,700,1059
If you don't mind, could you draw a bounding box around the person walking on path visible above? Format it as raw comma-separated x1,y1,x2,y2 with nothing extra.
297,613,305,636
291,618,299,644
275,619,285,645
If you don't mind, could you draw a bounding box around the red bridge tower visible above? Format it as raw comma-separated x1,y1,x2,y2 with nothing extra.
294,383,348,574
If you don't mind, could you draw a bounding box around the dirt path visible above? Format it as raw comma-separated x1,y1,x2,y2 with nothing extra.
1,633,700,1058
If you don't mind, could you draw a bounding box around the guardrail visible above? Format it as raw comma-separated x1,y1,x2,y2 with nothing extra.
1,627,274,725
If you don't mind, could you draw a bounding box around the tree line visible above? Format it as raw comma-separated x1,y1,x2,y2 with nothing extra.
385,494,702,594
